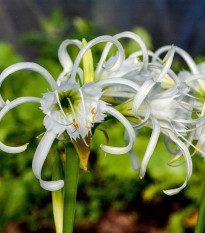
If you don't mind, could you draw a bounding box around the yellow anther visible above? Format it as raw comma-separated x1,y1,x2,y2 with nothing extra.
91,107,95,115
92,114,96,123
72,118,79,129
85,125,91,129
195,145,201,154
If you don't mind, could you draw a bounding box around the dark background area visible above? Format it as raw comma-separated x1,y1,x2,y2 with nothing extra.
1,0,205,58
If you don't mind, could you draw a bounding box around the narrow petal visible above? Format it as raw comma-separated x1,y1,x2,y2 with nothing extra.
164,135,180,155
100,106,136,154
129,148,141,171
32,130,64,191
131,50,162,63
163,132,192,195
96,31,148,75
96,77,140,92
0,97,41,153
0,142,29,153
139,117,160,178
58,39,81,70
132,79,156,118
156,46,175,82
40,180,64,191
0,63,57,105
124,130,140,171
133,100,151,129
153,45,198,74
114,31,149,70
71,36,125,82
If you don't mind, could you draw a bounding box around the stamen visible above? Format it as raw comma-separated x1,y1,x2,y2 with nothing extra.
72,118,79,129
92,114,96,123
91,107,95,114
195,145,201,154
85,125,91,129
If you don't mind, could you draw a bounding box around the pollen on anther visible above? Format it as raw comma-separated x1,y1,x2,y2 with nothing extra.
72,118,79,129
91,107,95,115
92,114,96,123
85,125,91,129
195,145,201,154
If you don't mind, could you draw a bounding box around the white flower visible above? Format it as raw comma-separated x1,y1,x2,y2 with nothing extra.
121,46,200,195
0,62,136,191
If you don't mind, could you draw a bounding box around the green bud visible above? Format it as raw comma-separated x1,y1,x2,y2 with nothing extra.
82,38,94,84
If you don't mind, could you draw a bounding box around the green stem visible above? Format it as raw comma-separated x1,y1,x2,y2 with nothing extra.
195,180,205,233
52,151,64,233
63,144,80,233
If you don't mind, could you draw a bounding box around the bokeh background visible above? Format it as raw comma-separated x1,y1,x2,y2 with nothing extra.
0,0,205,232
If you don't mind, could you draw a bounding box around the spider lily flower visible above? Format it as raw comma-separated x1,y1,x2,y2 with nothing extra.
136,82,196,195
0,49,136,191
116,45,199,195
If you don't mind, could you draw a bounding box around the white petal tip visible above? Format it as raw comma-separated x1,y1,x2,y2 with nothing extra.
139,170,145,179
163,189,179,196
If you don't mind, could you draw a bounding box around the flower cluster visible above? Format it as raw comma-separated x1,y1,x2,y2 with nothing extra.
0,32,204,195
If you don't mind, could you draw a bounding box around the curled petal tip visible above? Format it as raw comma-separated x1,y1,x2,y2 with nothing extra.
163,190,173,196
23,143,29,147
40,180,64,191
139,173,144,179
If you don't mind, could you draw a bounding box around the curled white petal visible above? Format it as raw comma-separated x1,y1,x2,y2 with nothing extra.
0,97,41,153
164,136,180,155
156,46,175,82
100,106,136,154
153,45,198,74
96,77,140,92
129,148,141,171
0,142,29,153
149,63,180,84
40,180,64,191
139,117,160,178
97,31,148,75
132,79,156,118
0,62,57,106
32,130,64,191
58,39,81,70
131,50,162,63
163,132,192,195
71,36,125,81
124,130,140,171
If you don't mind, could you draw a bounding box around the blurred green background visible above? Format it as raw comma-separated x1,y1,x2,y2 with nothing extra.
0,7,205,233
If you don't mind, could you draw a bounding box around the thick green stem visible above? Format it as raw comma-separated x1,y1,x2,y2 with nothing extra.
195,180,205,233
63,144,80,233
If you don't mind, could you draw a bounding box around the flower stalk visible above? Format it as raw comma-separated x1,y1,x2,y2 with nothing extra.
52,148,64,233
195,179,205,233
63,143,80,233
